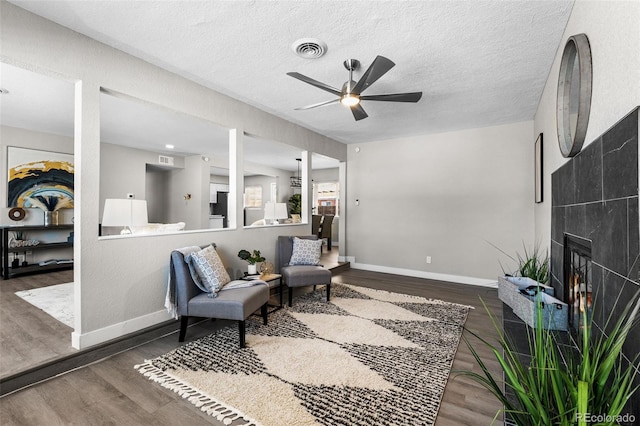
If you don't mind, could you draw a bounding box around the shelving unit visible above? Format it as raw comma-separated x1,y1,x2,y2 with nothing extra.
1,224,74,279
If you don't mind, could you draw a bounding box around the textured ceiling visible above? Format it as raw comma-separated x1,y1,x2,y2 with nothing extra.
5,0,573,145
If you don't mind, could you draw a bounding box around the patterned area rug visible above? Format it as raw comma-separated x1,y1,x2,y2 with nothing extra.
15,282,74,328
135,283,471,426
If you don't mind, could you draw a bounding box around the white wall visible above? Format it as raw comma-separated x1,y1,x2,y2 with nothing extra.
534,0,640,247
346,121,535,284
0,2,346,349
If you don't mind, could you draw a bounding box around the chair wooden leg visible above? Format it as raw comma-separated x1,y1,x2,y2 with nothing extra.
179,316,189,342
327,237,332,250
288,287,293,307
261,303,268,325
326,283,331,302
239,320,246,348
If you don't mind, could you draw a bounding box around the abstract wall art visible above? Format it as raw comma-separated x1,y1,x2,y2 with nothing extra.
7,147,74,209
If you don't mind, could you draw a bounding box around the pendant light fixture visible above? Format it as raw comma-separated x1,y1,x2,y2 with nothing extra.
290,158,302,189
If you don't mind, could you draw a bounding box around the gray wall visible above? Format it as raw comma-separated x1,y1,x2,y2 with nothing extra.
346,121,534,283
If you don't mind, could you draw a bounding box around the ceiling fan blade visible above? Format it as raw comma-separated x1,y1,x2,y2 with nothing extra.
286,72,342,96
350,104,368,121
351,55,395,95
360,92,423,103
295,99,340,110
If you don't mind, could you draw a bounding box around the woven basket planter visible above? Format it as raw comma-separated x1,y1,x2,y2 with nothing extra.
498,276,568,331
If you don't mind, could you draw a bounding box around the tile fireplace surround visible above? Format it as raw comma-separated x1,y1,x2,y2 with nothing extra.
551,106,639,422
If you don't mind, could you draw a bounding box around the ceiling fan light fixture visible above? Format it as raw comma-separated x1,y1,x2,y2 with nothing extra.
340,94,360,107
287,55,422,121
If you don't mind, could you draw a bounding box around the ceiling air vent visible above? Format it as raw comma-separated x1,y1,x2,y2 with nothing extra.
158,155,174,166
292,38,327,59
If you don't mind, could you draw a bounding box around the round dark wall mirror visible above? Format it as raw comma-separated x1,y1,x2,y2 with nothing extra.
556,33,592,158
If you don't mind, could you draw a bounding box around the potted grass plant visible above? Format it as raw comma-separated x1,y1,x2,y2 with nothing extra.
459,289,640,425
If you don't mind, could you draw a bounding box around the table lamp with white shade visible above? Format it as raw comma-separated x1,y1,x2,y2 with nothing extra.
102,199,148,234
264,202,288,225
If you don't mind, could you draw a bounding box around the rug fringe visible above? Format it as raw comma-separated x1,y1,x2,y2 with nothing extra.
134,361,260,426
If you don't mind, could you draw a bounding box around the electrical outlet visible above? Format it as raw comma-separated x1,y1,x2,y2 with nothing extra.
426,256,432,264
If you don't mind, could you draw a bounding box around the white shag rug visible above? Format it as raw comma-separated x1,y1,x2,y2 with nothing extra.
15,282,74,328
136,283,471,426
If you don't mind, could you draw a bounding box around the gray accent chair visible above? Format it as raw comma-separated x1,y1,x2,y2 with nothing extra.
277,235,332,307
170,249,269,348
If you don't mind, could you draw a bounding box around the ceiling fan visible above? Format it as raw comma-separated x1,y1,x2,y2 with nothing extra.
287,55,422,121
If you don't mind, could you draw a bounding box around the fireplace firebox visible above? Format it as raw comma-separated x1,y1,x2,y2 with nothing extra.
563,234,593,335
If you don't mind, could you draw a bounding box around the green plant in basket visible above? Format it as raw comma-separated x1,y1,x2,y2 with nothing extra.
514,245,549,284
491,242,549,284
458,289,640,425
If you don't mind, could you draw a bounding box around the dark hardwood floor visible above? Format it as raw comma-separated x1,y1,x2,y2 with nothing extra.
0,248,505,425
0,269,76,378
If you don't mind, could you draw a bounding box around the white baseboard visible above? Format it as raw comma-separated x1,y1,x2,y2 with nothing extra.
346,257,498,288
72,309,174,350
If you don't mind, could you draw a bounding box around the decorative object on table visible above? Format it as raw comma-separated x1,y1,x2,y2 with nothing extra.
557,33,592,158
136,283,471,426
8,207,26,222
28,195,72,226
8,239,40,248
101,199,149,234
263,202,288,224
534,133,543,203
259,261,274,276
237,249,265,275
8,231,40,248
7,147,74,208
